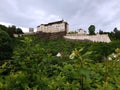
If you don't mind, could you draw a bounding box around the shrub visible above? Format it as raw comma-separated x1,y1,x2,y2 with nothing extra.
0,29,13,60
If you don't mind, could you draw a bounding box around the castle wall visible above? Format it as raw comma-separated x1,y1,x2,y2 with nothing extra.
64,34,111,43
36,31,66,39
37,22,68,33
36,20,68,39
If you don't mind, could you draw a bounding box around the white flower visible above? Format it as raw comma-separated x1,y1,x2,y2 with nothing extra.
117,59,120,62
108,57,112,60
56,52,61,57
113,54,117,58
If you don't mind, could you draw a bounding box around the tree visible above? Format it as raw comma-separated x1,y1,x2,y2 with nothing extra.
0,24,8,32
16,28,24,37
113,27,118,32
109,27,120,40
7,25,16,38
68,31,77,34
16,28,23,34
0,29,13,60
88,25,95,35
99,30,104,34
113,27,120,40
0,24,24,38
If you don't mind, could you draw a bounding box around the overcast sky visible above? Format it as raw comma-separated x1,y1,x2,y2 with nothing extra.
0,0,120,32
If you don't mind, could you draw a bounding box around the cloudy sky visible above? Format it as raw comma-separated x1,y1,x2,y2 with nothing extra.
0,0,120,32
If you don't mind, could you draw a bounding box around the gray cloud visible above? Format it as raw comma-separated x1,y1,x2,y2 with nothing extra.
0,0,120,32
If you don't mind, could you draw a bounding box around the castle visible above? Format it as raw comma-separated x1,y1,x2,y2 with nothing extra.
36,20,111,42
36,20,68,39
37,20,68,33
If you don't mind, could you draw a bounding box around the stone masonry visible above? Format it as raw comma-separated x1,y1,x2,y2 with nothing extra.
36,20,111,42
64,34,111,43
36,20,68,39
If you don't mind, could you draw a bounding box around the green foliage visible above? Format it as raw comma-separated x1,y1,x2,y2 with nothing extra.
96,27,120,41
88,42,113,62
0,29,13,60
88,25,95,35
99,30,104,34
0,24,24,38
0,36,120,89
68,31,77,34
108,48,120,61
114,28,120,40
15,28,24,36
115,48,120,53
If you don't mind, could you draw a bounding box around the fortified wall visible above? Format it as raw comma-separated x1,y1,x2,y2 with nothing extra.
36,20,111,42
36,31,66,39
64,34,111,43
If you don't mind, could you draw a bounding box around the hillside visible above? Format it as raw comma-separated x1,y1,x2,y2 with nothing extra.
0,36,120,89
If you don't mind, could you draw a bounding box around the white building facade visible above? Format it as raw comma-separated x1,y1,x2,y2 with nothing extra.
77,29,86,35
37,20,68,34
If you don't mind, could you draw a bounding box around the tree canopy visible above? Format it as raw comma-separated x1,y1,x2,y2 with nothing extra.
88,25,95,35
0,24,24,38
0,29,13,60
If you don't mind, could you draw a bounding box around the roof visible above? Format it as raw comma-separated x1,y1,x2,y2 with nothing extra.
37,20,68,27
78,28,86,32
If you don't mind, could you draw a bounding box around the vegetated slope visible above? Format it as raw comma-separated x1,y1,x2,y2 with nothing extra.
0,36,120,90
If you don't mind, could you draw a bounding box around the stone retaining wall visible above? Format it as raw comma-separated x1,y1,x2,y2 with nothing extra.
64,34,111,43
36,31,66,39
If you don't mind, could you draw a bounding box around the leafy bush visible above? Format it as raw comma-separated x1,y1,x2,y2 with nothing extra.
0,36,120,89
0,29,13,60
